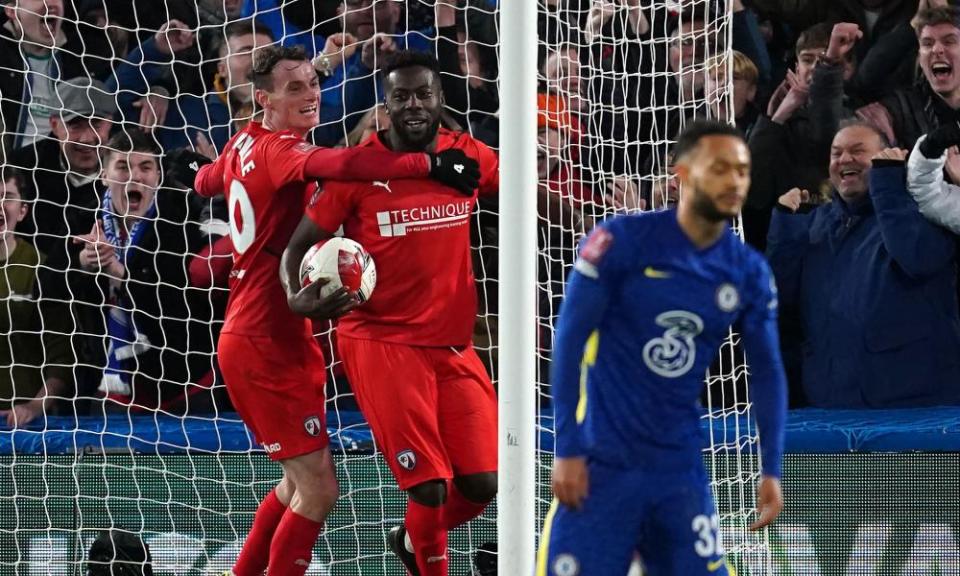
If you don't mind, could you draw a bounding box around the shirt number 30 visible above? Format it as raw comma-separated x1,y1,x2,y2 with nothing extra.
229,180,256,254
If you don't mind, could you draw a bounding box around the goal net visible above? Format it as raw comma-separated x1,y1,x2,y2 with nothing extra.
535,1,770,574
0,0,768,574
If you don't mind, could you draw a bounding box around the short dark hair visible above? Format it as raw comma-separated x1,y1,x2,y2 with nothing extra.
796,22,833,55
1,166,30,201
250,44,308,91
668,5,711,38
217,18,274,57
103,129,161,164
835,118,892,148
673,120,744,161
381,50,442,85
914,6,960,35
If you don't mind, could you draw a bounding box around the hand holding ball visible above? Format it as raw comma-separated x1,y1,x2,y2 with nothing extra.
299,237,377,303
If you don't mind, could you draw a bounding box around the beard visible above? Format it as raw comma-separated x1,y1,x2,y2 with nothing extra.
690,186,736,223
394,115,442,150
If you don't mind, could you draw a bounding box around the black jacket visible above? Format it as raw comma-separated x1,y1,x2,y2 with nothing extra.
745,59,851,250
9,138,102,259
881,81,960,150
0,25,92,158
46,187,215,405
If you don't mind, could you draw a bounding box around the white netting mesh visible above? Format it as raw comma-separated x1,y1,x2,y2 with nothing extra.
536,1,770,573
0,1,768,574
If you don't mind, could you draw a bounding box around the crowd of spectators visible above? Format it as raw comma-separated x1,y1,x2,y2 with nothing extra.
0,0,958,429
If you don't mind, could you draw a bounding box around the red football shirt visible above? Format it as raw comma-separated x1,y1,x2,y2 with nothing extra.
305,128,499,347
195,122,321,341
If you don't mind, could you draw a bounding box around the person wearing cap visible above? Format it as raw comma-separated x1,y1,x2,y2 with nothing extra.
9,77,115,259
0,167,72,429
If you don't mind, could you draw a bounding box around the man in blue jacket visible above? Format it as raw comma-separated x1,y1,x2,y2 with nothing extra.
767,120,960,408
109,19,274,153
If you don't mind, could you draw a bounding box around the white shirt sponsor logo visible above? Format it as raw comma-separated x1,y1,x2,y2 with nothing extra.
642,311,704,378
373,181,393,193
376,200,472,237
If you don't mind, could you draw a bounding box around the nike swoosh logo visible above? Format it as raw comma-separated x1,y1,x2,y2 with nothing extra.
644,266,671,279
707,559,725,572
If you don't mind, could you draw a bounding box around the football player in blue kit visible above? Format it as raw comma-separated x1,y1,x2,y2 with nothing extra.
538,120,787,576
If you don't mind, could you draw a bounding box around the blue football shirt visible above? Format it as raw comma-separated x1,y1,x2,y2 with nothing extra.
552,209,787,477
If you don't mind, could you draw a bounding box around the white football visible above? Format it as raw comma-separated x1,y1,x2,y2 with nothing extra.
299,237,377,303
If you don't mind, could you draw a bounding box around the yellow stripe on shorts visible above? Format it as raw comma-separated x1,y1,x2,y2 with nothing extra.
536,499,561,576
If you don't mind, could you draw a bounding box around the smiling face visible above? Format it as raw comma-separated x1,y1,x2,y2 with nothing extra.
50,116,111,175
829,125,885,202
103,150,159,219
920,22,960,101
384,65,443,151
5,0,63,48
255,59,320,135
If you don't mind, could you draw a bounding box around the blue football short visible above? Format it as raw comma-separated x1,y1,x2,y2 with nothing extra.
537,459,735,576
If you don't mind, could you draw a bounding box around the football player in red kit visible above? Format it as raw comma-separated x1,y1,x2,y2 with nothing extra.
281,51,498,576
184,45,480,576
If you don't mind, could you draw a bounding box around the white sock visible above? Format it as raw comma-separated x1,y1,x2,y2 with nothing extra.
404,530,415,553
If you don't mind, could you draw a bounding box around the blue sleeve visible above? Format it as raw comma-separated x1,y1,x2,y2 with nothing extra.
870,162,957,279
765,208,815,309
552,224,621,458
739,255,787,479
732,8,772,86
345,62,380,115
108,38,171,124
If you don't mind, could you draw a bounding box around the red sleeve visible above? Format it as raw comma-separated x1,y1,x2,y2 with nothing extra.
304,181,359,235
303,146,430,182
188,235,234,288
195,158,226,198
265,133,431,187
474,139,499,196
264,133,318,189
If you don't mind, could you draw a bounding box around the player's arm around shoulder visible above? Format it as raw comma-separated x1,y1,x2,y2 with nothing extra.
459,133,500,195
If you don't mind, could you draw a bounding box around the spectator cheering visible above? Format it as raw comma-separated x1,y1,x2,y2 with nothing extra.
10,78,115,258
70,129,210,412
767,121,960,408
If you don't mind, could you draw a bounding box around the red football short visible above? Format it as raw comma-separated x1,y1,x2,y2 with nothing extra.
218,333,329,461
337,334,498,490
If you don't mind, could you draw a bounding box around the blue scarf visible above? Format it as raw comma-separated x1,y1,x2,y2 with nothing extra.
98,187,156,398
